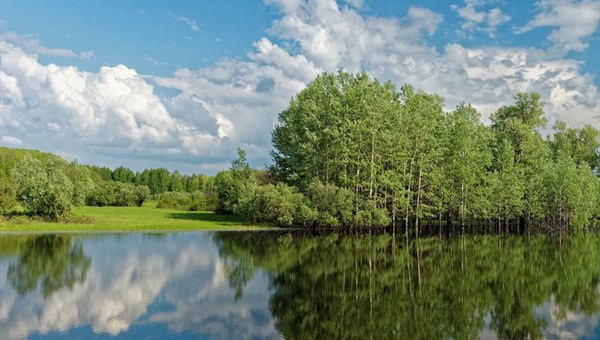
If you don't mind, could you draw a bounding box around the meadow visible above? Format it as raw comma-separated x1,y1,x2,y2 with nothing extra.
0,201,265,232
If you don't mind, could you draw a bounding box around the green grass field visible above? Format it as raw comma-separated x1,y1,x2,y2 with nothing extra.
0,202,267,232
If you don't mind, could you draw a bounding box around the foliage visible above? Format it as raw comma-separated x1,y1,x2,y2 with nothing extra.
11,157,75,219
156,190,218,211
215,148,258,214
266,71,600,230
86,181,150,207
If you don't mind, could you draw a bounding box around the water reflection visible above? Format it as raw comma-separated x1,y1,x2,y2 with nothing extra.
0,233,278,340
0,232,598,339
7,234,90,297
214,232,600,340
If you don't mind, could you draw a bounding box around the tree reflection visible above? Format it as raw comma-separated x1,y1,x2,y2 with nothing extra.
213,232,600,339
7,234,91,297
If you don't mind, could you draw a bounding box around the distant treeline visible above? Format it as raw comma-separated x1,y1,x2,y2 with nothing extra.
86,165,214,196
0,147,217,218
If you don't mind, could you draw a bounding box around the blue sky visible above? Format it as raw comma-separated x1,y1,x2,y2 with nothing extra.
1,0,599,174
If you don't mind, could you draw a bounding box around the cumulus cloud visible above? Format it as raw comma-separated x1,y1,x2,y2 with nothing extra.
0,38,233,170
451,0,511,37
518,0,600,56
255,0,597,126
0,0,598,171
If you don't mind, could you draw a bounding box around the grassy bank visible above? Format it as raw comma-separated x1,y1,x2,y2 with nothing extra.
0,202,266,232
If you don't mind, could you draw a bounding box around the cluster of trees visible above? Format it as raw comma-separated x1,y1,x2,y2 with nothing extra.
85,181,150,207
0,148,216,218
213,71,599,231
0,149,95,219
87,164,218,210
87,165,215,196
2,71,598,229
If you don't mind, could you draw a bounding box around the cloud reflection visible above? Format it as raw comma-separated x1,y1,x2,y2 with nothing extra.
0,233,279,340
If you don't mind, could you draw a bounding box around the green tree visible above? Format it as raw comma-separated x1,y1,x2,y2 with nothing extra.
66,161,95,207
134,185,151,207
112,166,135,183
169,170,185,192
443,103,493,225
549,121,600,172
215,148,257,214
394,85,446,235
490,92,550,226
11,157,74,219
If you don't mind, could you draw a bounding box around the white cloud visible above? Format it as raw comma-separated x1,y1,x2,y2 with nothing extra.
342,0,364,9
0,39,238,170
0,0,598,172
519,0,600,56
535,294,600,339
451,1,510,37
144,54,168,66
257,0,597,126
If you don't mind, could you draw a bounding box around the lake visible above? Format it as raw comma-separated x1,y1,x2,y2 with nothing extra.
0,231,598,339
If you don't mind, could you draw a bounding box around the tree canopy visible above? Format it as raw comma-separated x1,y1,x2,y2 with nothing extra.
269,71,600,230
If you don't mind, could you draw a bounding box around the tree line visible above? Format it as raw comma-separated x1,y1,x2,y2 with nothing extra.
217,71,600,231
2,70,598,229
0,147,217,219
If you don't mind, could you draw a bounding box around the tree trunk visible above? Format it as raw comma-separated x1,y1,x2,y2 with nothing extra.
415,168,422,239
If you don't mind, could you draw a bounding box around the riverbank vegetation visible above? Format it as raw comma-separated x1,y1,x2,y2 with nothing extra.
1,70,598,232
219,71,600,232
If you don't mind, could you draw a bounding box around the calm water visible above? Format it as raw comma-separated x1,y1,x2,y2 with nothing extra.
0,231,598,340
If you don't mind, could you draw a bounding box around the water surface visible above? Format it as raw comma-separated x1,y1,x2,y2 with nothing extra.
0,231,598,339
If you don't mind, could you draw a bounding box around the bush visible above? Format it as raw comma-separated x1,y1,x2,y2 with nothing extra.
189,190,219,211
157,191,192,210
306,180,356,228
86,181,149,207
233,183,317,228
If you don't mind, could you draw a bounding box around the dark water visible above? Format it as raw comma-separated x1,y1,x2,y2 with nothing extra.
0,231,598,340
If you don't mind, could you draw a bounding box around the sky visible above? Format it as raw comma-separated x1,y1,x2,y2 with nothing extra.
0,0,599,174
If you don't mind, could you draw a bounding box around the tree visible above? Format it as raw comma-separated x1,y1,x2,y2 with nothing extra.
549,121,600,172
11,157,74,219
169,170,185,192
442,103,493,225
489,140,525,225
112,166,135,183
134,185,151,207
396,85,445,235
66,161,95,207
215,148,257,214
490,92,550,227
